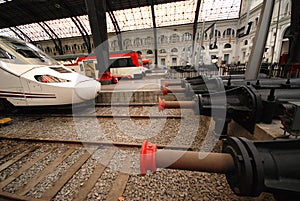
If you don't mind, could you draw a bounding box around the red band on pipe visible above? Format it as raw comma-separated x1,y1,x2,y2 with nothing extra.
162,87,169,95
140,140,157,175
158,98,166,111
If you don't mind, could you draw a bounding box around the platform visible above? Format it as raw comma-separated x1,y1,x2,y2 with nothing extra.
97,78,184,104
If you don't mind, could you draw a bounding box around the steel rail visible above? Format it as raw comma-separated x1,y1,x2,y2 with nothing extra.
0,136,192,150
9,114,183,119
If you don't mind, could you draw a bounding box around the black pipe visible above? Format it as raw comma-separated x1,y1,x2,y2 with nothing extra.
222,137,300,200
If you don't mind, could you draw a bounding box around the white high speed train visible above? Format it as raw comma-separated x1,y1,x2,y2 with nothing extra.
0,36,101,107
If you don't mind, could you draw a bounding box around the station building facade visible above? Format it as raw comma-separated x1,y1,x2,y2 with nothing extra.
36,0,291,68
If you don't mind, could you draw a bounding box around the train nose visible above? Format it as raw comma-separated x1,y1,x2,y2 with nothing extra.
74,80,101,101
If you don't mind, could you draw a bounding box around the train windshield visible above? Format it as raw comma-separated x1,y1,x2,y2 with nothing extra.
109,57,136,68
0,36,59,65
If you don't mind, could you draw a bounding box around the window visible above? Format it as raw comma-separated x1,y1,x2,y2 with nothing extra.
159,35,168,44
223,28,235,38
172,57,177,66
111,40,118,49
204,33,208,41
255,17,259,26
160,58,166,66
196,32,202,41
159,49,166,54
244,40,248,46
81,43,87,50
224,43,231,49
171,48,178,53
123,39,132,49
46,46,51,53
147,50,153,54
145,37,153,45
134,38,142,47
72,44,78,50
210,30,221,38
224,54,229,64
64,45,70,51
109,58,135,68
170,34,180,43
183,32,192,41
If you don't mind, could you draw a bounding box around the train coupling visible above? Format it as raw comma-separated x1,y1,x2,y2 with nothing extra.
140,137,300,199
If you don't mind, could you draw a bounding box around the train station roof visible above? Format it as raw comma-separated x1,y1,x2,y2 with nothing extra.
0,0,183,29
0,0,241,41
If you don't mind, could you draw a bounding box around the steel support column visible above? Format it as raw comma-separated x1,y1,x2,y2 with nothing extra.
245,0,275,80
191,0,201,66
38,22,63,55
13,27,34,43
288,0,300,64
150,2,158,68
107,0,123,50
71,16,92,53
58,1,92,53
85,0,109,73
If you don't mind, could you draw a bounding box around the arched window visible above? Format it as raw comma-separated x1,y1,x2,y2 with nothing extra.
182,32,192,41
255,17,259,26
46,46,51,53
145,37,153,45
170,34,180,43
196,32,202,41
171,48,178,53
224,43,231,49
81,43,87,50
159,35,168,44
123,39,132,49
64,45,70,51
147,50,153,54
72,44,78,50
209,44,218,50
204,33,208,41
223,28,235,38
210,30,221,38
134,38,142,47
159,49,166,54
55,46,60,52
244,40,248,46
111,40,118,49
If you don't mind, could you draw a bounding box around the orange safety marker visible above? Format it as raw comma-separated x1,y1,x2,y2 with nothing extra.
0,117,12,126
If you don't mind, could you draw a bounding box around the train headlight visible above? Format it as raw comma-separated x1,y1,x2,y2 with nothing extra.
34,75,70,83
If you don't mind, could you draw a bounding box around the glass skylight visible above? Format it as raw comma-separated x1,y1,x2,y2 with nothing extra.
0,0,241,41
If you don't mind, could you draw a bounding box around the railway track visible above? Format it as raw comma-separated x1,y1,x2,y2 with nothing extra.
4,105,183,120
10,114,183,120
0,137,191,201
0,105,243,200
0,137,138,201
